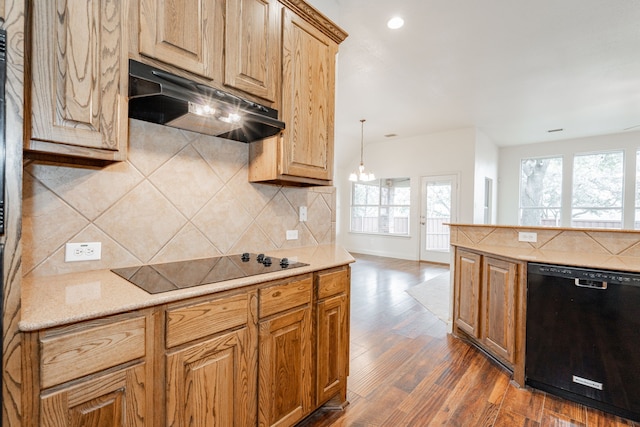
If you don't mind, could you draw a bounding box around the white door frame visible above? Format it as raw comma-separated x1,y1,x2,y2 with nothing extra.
420,174,459,264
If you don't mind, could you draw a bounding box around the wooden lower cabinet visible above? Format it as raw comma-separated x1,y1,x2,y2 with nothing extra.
256,269,350,427
482,256,517,364
452,247,525,384
316,293,348,406
40,363,147,427
258,302,313,426
166,328,254,426
453,249,482,339
22,312,152,427
315,267,350,407
23,266,352,426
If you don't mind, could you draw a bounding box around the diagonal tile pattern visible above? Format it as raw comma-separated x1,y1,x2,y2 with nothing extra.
450,225,640,261
22,119,336,277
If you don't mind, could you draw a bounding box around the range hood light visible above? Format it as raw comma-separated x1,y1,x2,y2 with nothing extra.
190,103,216,117
220,113,242,124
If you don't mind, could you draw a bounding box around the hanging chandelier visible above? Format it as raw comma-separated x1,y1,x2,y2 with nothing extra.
349,119,376,182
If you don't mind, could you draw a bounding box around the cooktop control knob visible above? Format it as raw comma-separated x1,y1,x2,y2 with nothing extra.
241,252,250,262
262,257,272,266
257,253,265,263
280,258,289,267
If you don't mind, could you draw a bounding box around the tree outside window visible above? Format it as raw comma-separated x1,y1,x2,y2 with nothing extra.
519,157,562,226
571,151,624,229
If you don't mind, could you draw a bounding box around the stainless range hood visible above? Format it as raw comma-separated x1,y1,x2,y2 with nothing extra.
128,59,284,142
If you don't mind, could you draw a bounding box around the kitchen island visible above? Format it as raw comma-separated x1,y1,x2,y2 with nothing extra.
21,244,354,427
450,224,640,420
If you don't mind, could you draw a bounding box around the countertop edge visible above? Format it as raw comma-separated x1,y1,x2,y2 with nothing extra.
20,245,355,332
452,243,640,274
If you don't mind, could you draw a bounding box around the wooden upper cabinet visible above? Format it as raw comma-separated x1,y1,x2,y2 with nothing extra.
139,0,279,102
138,0,224,81
225,0,280,102
249,6,346,186
280,8,336,181
26,0,129,161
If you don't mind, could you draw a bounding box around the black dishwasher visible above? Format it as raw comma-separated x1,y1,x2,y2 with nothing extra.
526,263,640,421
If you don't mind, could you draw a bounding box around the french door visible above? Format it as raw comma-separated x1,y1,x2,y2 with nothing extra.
420,175,458,264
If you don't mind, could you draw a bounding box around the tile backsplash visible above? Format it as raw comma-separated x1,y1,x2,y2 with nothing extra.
23,120,336,277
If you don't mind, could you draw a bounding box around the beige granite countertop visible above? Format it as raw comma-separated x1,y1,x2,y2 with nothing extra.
21,244,355,332
453,243,640,273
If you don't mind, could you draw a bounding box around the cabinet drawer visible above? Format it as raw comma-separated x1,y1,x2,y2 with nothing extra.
259,275,312,318
40,316,146,389
166,293,249,347
317,268,348,299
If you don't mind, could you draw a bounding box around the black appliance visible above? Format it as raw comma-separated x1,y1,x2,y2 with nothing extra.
526,263,640,421
128,59,285,142
112,253,308,294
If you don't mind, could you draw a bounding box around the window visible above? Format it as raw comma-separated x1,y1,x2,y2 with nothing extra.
572,151,624,229
519,156,562,226
351,178,410,235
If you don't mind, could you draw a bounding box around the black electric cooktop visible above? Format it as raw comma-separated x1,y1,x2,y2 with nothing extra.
111,253,308,294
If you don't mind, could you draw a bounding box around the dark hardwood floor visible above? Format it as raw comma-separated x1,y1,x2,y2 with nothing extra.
298,253,638,427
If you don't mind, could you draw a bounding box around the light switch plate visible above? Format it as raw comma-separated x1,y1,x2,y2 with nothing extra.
518,232,537,243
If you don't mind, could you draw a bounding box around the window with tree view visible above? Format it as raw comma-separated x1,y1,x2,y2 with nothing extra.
351,178,411,235
572,151,624,229
520,156,562,226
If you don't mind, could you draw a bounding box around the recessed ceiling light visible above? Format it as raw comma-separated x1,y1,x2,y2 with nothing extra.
387,16,404,30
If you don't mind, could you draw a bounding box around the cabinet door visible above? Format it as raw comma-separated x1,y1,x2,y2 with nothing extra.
482,257,517,364
28,0,128,161
316,293,349,405
40,363,147,427
139,0,224,80
454,249,482,338
280,8,337,181
225,0,280,101
166,328,255,426
259,306,313,427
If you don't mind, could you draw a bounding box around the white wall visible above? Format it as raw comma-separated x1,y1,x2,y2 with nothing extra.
498,130,640,226
474,130,499,224
336,128,478,260
304,0,341,24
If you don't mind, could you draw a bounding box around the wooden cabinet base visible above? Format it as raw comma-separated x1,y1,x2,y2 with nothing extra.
22,266,351,426
452,247,526,387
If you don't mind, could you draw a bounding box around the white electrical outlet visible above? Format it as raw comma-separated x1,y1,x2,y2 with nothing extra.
286,230,299,240
518,232,538,243
65,242,102,262
299,206,308,222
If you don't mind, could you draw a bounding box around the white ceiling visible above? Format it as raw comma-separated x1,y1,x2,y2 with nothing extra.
308,0,640,168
